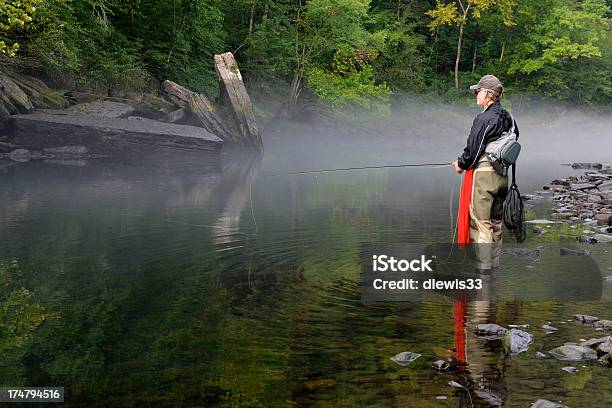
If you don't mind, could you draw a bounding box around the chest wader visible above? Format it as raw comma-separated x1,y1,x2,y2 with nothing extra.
469,155,508,269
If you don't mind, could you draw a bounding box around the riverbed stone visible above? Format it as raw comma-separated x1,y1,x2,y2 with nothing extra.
432,360,449,371
548,345,598,361
593,319,612,330
561,366,578,373
531,399,567,408
573,314,600,323
65,100,135,118
503,329,533,355
596,339,612,354
390,351,421,366
598,353,612,366
594,213,612,225
579,336,609,348
560,248,590,256
541,325,558,331
474,323,507,337
591,233,612,243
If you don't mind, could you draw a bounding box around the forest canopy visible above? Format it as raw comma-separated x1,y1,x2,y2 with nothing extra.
1,0,610,110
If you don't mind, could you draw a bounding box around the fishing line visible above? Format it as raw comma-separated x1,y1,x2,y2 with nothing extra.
262,162,452,177
249,161,454,236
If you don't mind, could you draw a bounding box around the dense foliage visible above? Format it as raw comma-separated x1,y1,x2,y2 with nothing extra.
1,0,610,108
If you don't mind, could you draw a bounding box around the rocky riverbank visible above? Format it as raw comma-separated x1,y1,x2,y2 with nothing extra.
1,52,262,163
525,162,612,243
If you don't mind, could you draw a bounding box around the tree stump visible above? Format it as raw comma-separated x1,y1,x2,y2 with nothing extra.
162,80,236,143
214,52,262,149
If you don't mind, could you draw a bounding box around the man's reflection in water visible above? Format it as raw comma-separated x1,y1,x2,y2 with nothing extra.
453,267,510,407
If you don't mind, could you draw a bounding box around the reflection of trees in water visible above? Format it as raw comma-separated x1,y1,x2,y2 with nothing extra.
0,260,52,385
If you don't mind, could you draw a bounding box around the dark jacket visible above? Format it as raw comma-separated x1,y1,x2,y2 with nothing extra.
457,101,519,170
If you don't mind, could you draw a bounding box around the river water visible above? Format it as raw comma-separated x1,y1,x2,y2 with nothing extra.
1,104,611,406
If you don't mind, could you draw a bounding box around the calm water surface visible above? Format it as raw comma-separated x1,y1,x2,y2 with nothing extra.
1,113,611,407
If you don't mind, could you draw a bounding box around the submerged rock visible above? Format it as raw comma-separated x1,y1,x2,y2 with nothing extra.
531,399,567,408
508,324,530,329
503,329,534,355
390,351,421,366
432,360,449,371
548,345,598,361
560,247,591,256
592,233,612,243
541,325,558,331
474,323,507,337
535,351,548,358
448,380,464,389
573,314,600,323
561,366,578,373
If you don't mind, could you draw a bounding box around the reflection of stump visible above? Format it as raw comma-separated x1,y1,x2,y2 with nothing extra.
214,52,262,149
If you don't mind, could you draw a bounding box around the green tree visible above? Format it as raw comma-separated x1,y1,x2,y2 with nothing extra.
0,0,40,56
426,0,515,88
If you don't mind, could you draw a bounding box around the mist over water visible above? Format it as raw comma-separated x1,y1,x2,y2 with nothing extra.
1,99,611,406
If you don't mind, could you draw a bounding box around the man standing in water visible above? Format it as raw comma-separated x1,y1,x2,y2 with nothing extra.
452,75,518,257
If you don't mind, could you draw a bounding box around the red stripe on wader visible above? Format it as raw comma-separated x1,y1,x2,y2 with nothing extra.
458,168,475,245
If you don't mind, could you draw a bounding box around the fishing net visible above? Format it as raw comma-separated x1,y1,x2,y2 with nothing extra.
503,163,526,243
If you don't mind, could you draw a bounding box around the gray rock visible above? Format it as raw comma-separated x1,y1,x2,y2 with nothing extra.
532,226,546,236
390,351,421,366
577,235,598,243
541,325,558,331
474,323,507,337
548,345,598,361
535,351,547,358
10,112,222,158
508,324,530,329
561,366,578,373
448,381,464,388
8,148,32,162
571,162,602,170
503,329,534,355
503,247,543,258
596,339,612,354
569,183,597,191
432,360,449,371
592,233,612,243
579,336,609,348
593,319,612,330
436,396,448,400
531,399,567,408
573,314,600,323
560,248,591,256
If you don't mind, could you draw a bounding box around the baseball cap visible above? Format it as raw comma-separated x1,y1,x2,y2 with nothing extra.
469,75,503,91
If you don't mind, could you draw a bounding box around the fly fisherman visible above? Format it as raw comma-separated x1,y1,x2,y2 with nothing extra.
452,75,519,267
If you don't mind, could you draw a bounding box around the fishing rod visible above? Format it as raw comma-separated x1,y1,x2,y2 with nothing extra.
263,162,452,177
250,161,454,235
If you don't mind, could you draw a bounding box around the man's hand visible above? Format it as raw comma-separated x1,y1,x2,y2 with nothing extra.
452,160,464,174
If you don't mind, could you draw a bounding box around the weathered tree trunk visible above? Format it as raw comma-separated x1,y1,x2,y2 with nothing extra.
214,52,262,149
162,80,237,143
454,7,470,89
